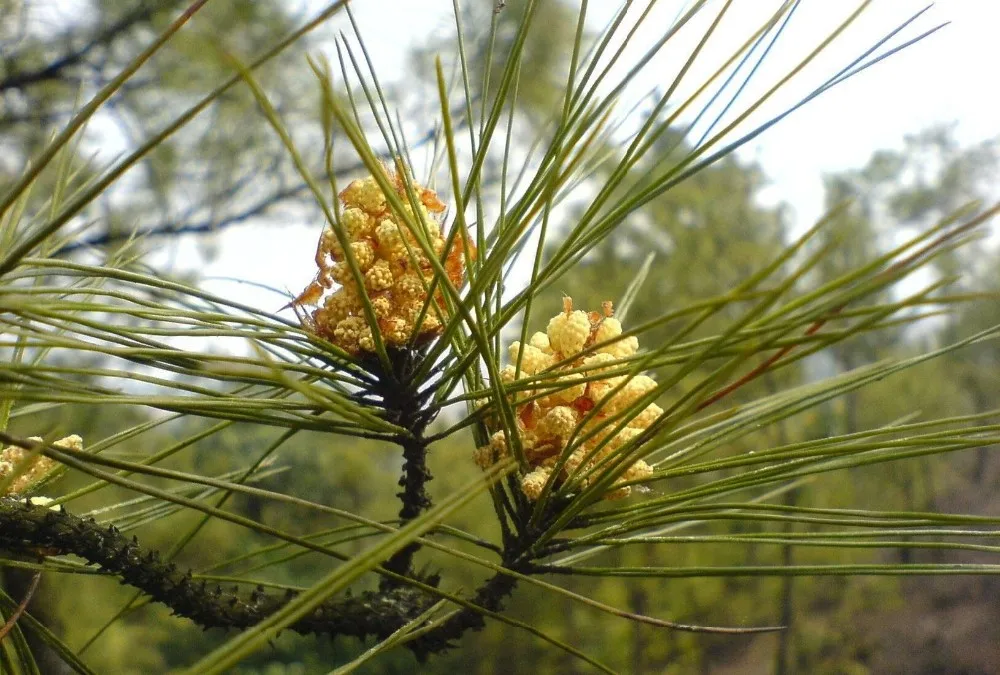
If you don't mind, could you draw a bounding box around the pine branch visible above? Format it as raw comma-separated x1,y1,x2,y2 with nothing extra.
0,1,184,93
50,115,472,257
362,348,441,582
0,498,517,659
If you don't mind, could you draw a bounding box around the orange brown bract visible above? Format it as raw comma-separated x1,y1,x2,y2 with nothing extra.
294,167,473,355
476,298,657,501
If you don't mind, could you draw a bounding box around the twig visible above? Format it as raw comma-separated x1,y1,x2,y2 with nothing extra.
696,209,998,411
0,1,183,93
0,497,513,659
0,571,41,641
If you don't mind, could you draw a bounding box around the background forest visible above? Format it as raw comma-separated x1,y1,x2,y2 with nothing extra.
2,1,1000,673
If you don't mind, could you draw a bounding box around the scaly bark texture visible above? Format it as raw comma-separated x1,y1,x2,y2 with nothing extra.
1,492,519,658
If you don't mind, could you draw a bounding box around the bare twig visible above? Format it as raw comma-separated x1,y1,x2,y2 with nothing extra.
0,571,41,641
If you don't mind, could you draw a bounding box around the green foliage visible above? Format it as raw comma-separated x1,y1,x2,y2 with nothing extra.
1,2,999,673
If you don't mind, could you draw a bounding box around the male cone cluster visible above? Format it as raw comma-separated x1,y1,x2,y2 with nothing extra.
477,298,658,501
0,434,78,496
296,168,470,354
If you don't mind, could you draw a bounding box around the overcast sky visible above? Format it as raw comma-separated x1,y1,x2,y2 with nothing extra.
342,0,996,220
193,0,999,305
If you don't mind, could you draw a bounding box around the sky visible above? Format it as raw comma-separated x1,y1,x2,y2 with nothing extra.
191,0,999,304
342,0,997,223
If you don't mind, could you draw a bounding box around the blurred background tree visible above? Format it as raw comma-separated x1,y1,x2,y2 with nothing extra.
2,0,368,261
1,1,999,673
